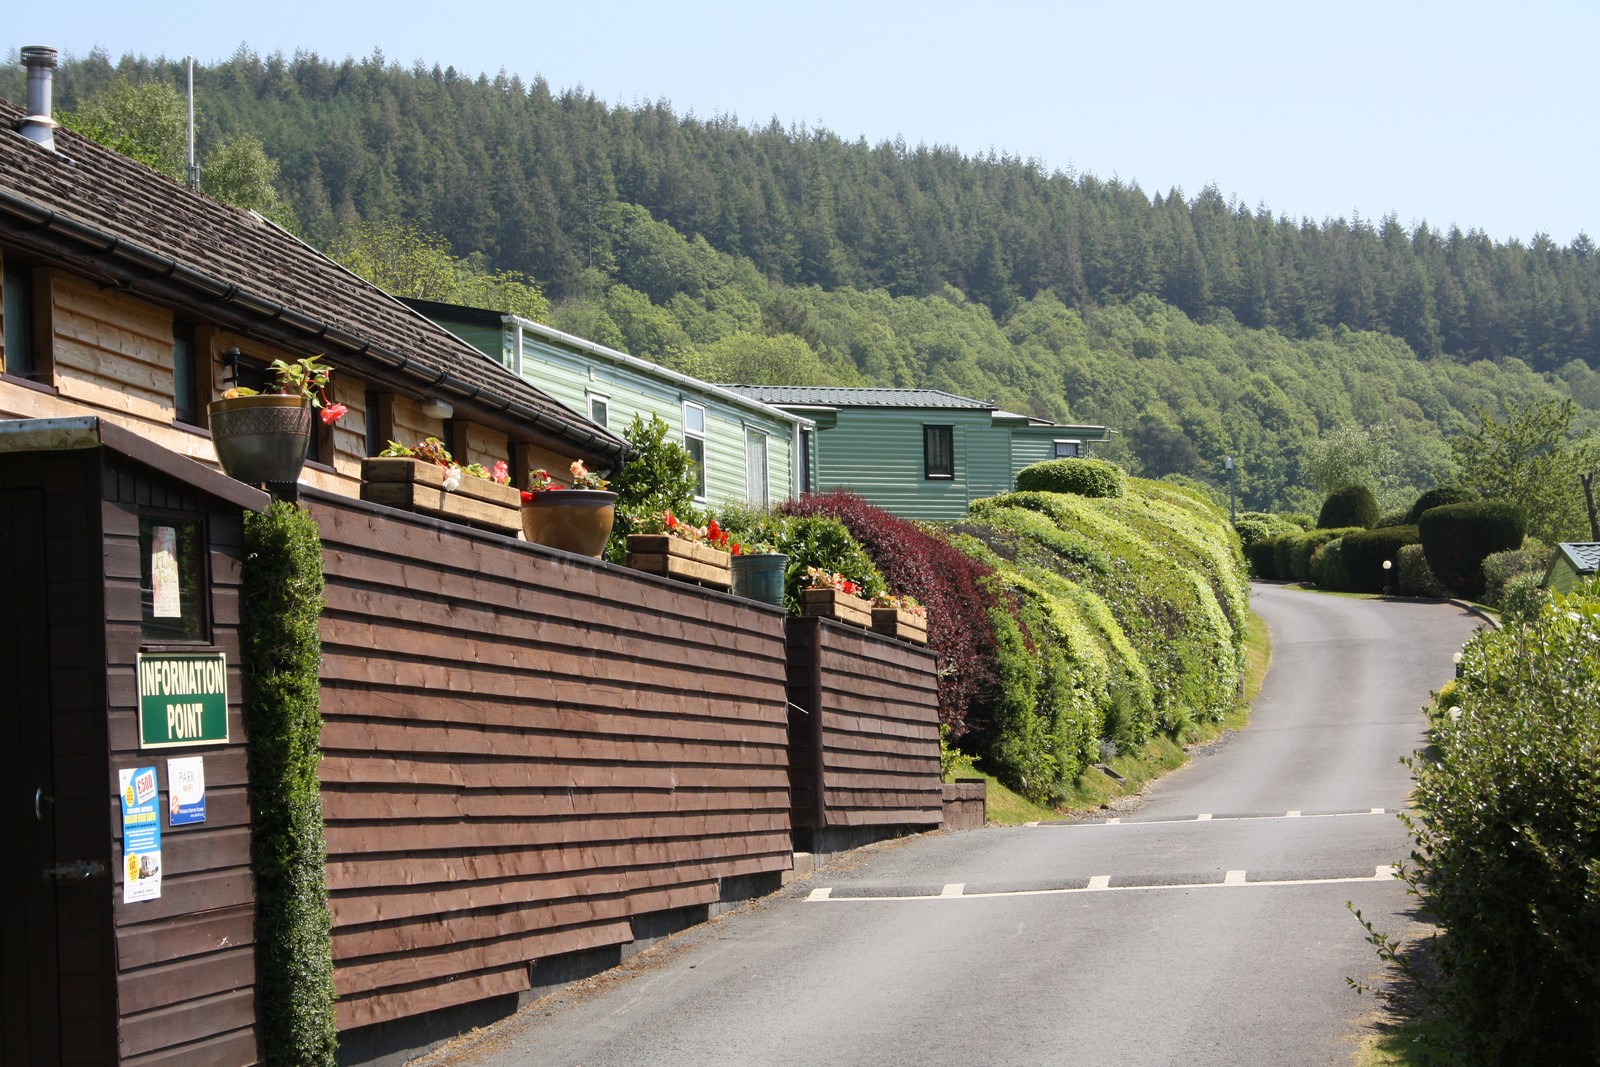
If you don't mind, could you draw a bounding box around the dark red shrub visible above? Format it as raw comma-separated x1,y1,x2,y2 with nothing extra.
781,492,1000,739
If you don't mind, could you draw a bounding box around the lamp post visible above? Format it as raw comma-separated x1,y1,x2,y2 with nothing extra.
1223,455,1236,524
1382,558,1393,597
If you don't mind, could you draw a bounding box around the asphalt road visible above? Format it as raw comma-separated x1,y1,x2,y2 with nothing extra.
418,586,1486,1067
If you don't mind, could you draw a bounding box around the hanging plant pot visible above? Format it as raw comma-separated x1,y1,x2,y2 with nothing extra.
207,394,311,486
521,490,617,558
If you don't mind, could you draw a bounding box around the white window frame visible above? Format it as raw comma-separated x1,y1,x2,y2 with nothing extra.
745,428,770,504
588,392,610,430
683,400,707,501
1053,439,1083,459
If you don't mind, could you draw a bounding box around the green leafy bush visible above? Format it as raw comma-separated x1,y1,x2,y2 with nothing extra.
605,414,701,563
1015,457,1127,498
1247,535,1283,579
1277,527,1363,582
1316,484,1379,530
1399,579,1600,1063
243,502,337,1067
1396,543,1449,597
1499,573,1547,625
1404,484,1479,525
1308,538,1350,589
1372,510,1410,528
1480,538,1552,607
1339,525,1421,593
1419,501,1527,599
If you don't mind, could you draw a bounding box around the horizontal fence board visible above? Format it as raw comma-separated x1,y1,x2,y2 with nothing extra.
116,987,254,1058
320,755,791,792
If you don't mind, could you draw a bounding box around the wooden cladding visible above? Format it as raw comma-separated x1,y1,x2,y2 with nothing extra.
785,617,943,831
307,494,793,1032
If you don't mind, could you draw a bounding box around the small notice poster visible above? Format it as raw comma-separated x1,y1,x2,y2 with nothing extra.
150,524,181,618
120,766,163,903
167,755,207,826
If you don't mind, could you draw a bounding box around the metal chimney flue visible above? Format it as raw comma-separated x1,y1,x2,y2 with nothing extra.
20,45,59,150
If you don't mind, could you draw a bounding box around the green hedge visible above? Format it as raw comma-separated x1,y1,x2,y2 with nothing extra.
1396,543,1449,597
1400,579,1600,1062
1276,527,1363,582
243,502,337,1067
1404,484,1479,525
1317,484,1378,530
1339,525,1421,593
1419,501,1527,599
1015,457,1127,498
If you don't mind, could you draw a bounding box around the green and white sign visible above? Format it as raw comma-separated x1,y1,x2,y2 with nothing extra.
138,652,229,749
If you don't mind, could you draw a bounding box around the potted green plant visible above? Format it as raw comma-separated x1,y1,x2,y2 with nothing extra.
521,460,617,558
208,354,346,486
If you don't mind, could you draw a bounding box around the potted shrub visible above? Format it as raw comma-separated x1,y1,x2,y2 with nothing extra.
521,461,617,558
208,354,346,486
625,510,736,589
363,438,521,534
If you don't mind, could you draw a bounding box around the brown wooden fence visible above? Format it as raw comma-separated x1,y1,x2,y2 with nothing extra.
784,617,942,842
307,493,793,1033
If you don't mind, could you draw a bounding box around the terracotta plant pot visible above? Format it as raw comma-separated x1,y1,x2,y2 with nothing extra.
521,490,617,558
207,394,311,485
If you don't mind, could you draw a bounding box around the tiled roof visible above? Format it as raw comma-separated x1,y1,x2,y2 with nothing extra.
719,386,994,409
1558,543,1600,574
0,99,623,460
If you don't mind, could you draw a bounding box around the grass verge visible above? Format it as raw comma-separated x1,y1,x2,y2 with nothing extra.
973,607,1272,825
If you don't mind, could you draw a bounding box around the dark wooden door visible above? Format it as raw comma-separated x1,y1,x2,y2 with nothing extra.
0,488,63,1063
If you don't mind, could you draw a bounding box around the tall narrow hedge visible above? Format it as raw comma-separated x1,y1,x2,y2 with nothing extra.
243,502,337,1066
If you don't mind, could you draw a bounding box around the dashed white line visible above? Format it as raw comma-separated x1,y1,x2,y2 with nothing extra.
940,883,965,897
806,867,1402,903
1061,808,1397,828
1196,813,1213,821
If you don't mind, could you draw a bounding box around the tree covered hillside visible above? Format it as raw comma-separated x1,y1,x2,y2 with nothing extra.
8,47,1599,517
11,47,1597,372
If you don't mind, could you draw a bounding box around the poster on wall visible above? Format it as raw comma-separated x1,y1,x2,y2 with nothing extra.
120,766,163,903
149,523,182,618
167,755,207,826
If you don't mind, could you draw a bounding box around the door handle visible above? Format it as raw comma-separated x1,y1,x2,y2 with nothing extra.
42,860,107,881
35,787,52,821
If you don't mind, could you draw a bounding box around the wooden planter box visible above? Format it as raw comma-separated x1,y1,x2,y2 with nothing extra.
872,606,929,645
360,457,523,535
626,534,732,590
800,587,873,628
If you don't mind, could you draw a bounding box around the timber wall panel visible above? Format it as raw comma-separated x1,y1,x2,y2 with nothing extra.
307,493,792,1033
97,452,258,1065
785,617,942,832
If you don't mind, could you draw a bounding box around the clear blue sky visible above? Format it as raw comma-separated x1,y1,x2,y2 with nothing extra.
9,1,1596,246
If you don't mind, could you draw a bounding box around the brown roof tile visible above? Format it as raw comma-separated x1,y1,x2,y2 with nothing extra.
0,98,623,461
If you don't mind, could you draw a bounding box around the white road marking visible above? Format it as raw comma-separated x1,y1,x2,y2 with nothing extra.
806,867,1399,903
941,883,965,897
1078,808,1395,828
1224,869,1247,885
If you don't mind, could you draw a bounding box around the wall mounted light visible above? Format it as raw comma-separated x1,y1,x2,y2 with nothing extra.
420,398,454,420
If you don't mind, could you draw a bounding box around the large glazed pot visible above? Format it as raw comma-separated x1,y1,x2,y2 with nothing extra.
207,394,311,485
521,490,617,558
730,552,789,607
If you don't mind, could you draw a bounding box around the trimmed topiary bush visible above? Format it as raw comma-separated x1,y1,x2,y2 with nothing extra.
1404,484,1479,525
1396,543,1449,598
1247,536,1283,579
1340,525,1422,593
1308,538,1351,590
1372,510,1410,529
1317,484,1379,530
1419,501,1527,600
1279,527,1363,582
1015,457,1127,498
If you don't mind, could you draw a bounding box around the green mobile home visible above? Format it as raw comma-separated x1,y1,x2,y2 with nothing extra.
408,300,812,507
724,387,1112,520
